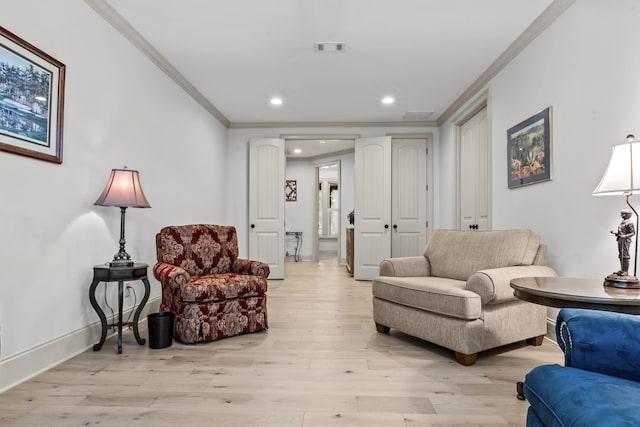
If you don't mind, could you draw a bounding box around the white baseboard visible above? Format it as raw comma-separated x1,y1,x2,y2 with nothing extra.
0,297,160,393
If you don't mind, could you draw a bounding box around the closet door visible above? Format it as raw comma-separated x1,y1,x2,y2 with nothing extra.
460,107,489,230
249,138,285,279
354,136,391,280
391,138,428,257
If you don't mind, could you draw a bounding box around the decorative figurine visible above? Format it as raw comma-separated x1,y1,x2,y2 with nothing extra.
606,209,640,287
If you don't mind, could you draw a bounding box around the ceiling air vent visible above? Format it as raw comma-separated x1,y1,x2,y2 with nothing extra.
314,42,345,52
402,111,434,121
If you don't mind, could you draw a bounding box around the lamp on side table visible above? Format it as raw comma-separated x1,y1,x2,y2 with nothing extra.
593,135,640,288
92,167,152,353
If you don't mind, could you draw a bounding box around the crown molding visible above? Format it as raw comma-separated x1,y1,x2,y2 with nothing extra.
436,0,576,126
87,0,573,131
229,121,438,129
85,0,231,127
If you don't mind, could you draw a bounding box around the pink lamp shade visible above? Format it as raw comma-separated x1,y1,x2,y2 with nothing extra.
95,168,151,208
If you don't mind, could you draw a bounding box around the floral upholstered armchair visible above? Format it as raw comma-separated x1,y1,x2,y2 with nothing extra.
153,224,269,343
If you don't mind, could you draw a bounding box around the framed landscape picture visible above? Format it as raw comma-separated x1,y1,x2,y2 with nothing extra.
0,26,65,163
507,107,551,189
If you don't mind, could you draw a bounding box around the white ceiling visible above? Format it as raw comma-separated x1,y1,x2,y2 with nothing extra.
90,0,561,128
286,138,355,159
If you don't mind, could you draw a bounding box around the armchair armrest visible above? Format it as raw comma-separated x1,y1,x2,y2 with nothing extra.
379,256,430,277
232,258,270,278
466,265,557,304
153,262,192,289
556,308,640,382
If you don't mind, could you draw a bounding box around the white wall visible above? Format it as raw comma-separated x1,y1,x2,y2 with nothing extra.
0,0,227,391
438,0,640,279
227,126,434,261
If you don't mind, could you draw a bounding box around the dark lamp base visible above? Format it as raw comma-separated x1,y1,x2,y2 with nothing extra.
109,259,134,268
604,274,640,289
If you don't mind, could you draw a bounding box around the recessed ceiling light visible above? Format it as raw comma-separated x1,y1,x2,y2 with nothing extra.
293,148,302,154
382,96,395,105
270,97,283,106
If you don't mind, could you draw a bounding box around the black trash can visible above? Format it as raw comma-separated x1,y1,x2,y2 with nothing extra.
147,312,174,349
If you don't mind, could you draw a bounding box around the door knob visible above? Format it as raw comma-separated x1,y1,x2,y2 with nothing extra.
250,224,255,229
393,224,398,229
384,224,389,229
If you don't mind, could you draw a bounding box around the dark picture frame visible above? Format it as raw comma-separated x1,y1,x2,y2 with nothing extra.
507,107,551,189
0,26,65,164
285,180,297,201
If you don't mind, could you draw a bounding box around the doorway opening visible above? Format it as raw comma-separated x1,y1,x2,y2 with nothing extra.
316,161,341,261
284,135,356,265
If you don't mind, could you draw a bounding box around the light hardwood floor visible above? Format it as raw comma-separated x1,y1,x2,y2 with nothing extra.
0,261,563,426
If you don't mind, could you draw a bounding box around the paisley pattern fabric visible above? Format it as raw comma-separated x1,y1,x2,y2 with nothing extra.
156,224,240,276
184,273,267,303
154,224,269,343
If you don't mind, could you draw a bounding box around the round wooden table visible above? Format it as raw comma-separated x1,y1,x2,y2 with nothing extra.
510,276,640,314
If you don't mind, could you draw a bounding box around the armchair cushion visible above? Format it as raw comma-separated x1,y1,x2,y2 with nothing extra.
186,273,267,303
524,363,640,427
424,229,541,281
156,224,239,276
466,265,557,304
379,256,430,277
372,276,480,320
523,309,640,427
556,308,640,382
232,258,270,277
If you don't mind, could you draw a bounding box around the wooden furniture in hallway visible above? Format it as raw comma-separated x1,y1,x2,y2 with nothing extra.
346,227,354,275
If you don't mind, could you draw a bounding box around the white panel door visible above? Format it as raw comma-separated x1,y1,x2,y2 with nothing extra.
354,136,391,280
475,110,490,230
392,138,427,257
249,138,285,279
460,107,489,231
460,119,477,230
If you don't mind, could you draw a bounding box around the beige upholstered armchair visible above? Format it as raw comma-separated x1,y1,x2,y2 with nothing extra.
153,224,269,343
372,229,556,365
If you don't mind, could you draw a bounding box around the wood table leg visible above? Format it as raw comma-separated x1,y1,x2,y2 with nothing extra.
117,281,124,354
89,279,107,351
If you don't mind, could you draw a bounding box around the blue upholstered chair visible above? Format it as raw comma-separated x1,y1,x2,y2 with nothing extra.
523,308,640,426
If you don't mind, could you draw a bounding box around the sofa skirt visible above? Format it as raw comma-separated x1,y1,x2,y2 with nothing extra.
169,295,268,344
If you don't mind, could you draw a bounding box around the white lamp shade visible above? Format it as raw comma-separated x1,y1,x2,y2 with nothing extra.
593,142,640,196
95,168,151,208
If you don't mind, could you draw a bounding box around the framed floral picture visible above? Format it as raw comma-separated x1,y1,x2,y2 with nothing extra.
285,179,297,201
0,26,65,163
507,107,551,189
